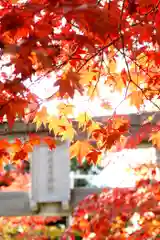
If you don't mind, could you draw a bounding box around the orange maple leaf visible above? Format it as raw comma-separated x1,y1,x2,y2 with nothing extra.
76,113,92,130
149,132,160,149
105,74,126,93
0,139,10,149
23,142,33,153
28,134,41,146
42,136,56,150
33,106,48,129
11,138,22,152
57,103,74,116
70,141,93,164
128,91,144,109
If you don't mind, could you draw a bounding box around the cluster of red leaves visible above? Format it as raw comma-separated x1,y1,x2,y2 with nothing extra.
0,0,160,172
91,116,129,150
63,164,160,240
0,0,159,107
0,76,39,128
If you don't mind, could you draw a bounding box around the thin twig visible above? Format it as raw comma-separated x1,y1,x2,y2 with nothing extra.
77,37,120,72
120,35,160,111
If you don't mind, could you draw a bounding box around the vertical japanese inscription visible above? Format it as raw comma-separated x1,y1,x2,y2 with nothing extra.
47,149,54,193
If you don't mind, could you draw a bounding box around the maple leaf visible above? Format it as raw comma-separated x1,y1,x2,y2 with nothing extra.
23,142,33,153
33,106,48,129
10,138,22,152
54,70,83,98
105,74,126,93
128,70,144,91
13,149,27,161
58,116,76,141
61,125,76,141
23,93,39,123
0,139,10,149
76,113,92,130
0,98,27,128
47,115,76,140
79,71,98,85
128,0,137,14
70,141,94,164
149,132,160,149
57,103,74,116
112,116,130,133
0,149,10,171
101,101,112,110
34,23,53,38
87,120,101,136
42,136,56,150
108,59,117,73
28,134,41,146
86,150,101,164
47,115,62,135
128,91,144,109
87,83,99,100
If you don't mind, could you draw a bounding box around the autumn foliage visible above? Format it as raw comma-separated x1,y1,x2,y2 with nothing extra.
0,0,160,165
0,0,160,239
0,216,64,239
63,164,160,239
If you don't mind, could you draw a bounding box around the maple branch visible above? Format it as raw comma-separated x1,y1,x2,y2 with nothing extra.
113,80,131,115
107,0,132,113
120,35,160,111
97,0,102,4
111,40,160,111
109,0,160,113
77,37,120,72
131,0,160,27
89,54,103,100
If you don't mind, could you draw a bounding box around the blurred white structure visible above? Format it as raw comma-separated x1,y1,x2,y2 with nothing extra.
91,147,157,188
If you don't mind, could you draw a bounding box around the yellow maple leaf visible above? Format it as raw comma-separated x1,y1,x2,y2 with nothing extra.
57,103,74,116
61,125,76,141
87,120,101,136
128,91,144,109
76,113,92,129
108,59,116,73
33,106,48,130
136,53,148,66
108,45,116,58
59,116,76,140
105,74,125,93
47,115,61,135
149,132,160,149
80,71,98,85
128,70,145,91
48,115,76,140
